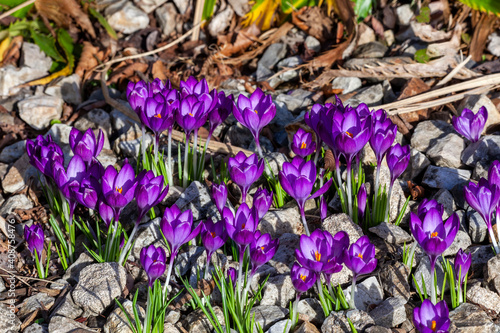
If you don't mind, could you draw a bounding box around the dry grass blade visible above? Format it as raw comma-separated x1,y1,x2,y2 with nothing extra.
35,0,96,38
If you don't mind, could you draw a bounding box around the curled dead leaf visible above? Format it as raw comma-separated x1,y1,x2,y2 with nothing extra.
107,62,149,85
216,24,261,58
0,36,23,67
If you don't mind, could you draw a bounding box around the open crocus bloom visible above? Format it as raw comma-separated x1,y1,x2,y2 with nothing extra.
69,128,105,165
160,204,201,256
291,263,317,294
291,128,316,158
140,244,167,288
101,160,138,222
413,299,450,333
344,235,377,277
452,106,487,142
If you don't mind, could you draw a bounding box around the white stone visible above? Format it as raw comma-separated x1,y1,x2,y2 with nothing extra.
45,74,82,105
18,95,63,130
343,276,384,312
156,3,179,36
107,1,150,34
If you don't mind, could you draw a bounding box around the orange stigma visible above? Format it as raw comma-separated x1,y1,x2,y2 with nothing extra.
345,131,354,138
116,186,123,194
301,142,307,149
431,232,438,238
154,113,162,118
242,223,246,229
210,232,216,238
254,109,258,114
431,320,437,331
357,253,363,259
188,113,193,116
315,251,321,261
300,274,306,281
261,246,265,251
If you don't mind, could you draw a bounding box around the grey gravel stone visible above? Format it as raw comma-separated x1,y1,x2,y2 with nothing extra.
405,148,431,180
432,189,456,220
45,123,73,146
321,309,375,333
379,261,411,301
107,1,150,34
21,42,52,72
468,211,488,243
449,302,498,333
466,283,500,315
352,42,387,58
461,135,500,167
251,305,288,331
18,95,63,130
208,6,234,37
156,3,179,36
346,84,384,107
48,316,93,333
134,0,167,13
396,4,414,26
442,230,471,257
174,181,219,222
0,194,33,217
45,74,82,105
411,120,455,153
260,275,295,308
369,222,412,244
297,298,324,326
63,252,95,284
343,276,384,312
305,36,321,53
18,293,55,317
269,233,299,275
185,307,224,333
104,299,145,333
259,207,305,238
422,165,471,191
24,323,48,333
72,262,127,316
51,292,83,319
468,245,495,278
458,94,500,133
132,217,169,259
412,256,447,296
1,153,38,194
426,133,465,168
0,140,25,163
257,43,287,81
331,77,362,94
0,303,21,332
368,297,407,328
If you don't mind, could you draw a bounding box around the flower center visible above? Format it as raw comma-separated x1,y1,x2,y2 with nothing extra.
188,113,193,116
261,246,265,251
357,253,363,259
254,109,258,114
242,223,246,229
210,232,216,238
315,251,321,261
431,232,438,238
431,320,437,331
299,274,306,281
345,131,354,138
301,142,307,149
154,113,161,118
116,186,123,194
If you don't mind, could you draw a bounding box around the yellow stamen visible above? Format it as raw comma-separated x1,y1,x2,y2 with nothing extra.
315,251,321,262
357,253,363,259
210,232,216,238
431,232,438,238
431,320,437,331
154,114,162,118
346,131,354,138
261,246,265,251
301,142,307,149
188,113,193,116
116,186,123,194
254,109,258,114
300,274,306,282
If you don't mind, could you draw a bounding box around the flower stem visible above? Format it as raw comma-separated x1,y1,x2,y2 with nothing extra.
496,209,500,254
183,133,191,188
372,164,381,222
300,206,310,236
457,284,463,304
430,259,437,305
349,275,357,309
193,129,199,181
313,141,321,166
163,253,176,297
406,241,418,267
118,222,139,266
346,162,353,219
291,293,301,330
487,226,500,255
335,164,347,212
384,182,394,223
204,256,211,279
141,124,146,163
167,128,173,186
316,279,328,316
144,286,151,332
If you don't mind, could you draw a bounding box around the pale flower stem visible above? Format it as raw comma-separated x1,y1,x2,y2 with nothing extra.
204,257,211,279
496,209,500,253
313,143,321,166
193,130,198,181
163,254,175,297
372,164,381,222
457,284,463,304
237,248,245,306
406,241,418,267
430,265,437,305
346,164,353,218
154,134,159,166
384,184,394,223
300,207,310,236
291,294,300,329
336,165,347,210
183,133,190,188
118,223,139,265
167,129,173,185
349,276,357,309
141,125,146,162
488,227,500,255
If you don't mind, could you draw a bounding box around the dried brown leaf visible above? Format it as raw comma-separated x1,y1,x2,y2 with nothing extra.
470,12,496,62
0,36,22,67
411,22,451,42
292,7,334,42
216,24,261,58
35,0,96,38
75,42,105,79
151,60,168,81
108,62,149,85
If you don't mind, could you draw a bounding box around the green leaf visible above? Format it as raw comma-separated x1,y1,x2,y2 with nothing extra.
414,49,430,63
202,0,217,21
29,29,66,62
281,0,309,15
353,0,373,21
458,0,500,16
56,28,75,68
88,7,118,40
416,6,431,23
1,0,34,18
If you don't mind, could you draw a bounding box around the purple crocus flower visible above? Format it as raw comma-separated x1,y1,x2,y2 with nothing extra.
69,128,105,165
369,109,397,165
228,151,264,202
208,91,235,139
234,88,276,155
304,104,328,155
98,200,114,228
253,188,273,220
222,204,259,251
73,174,100,211
249,231,279,275
320,196,328,221
386,143,411,186
126,80,148,115
454,248,471,288
135,171,169,224
452,106,487,143
176,95,212,137
26,135,64,179
101,159,139,222
464,178,500,253
291,128,317,158
201,220,227,264
160,205,201,257
357,184,367,221
180,77,210,97
279,157,332,234
211,182,228,215
227,267,237,287
142,91,178,135
344,235,377,278
413,299,450,333
291,263,317,295
417,199,445,220
140,244,167,287
332,109,372,165
24,224,44,259
295,229,348,274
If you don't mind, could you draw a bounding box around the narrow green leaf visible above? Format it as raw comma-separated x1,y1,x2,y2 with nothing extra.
202,0,217,21
29,28,65,62
88,6,118,40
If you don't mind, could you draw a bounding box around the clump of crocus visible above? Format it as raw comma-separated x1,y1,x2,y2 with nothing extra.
452,106,487,143
454,249,471,304
410,208,459,304
292,128,317,159
413,299,450,333
385,143,410,222
279,157,332,235
69,128,105,166
118,170,168,265
464,178,500,254
344,235,377,309
160,205,201,294
24,224,49,278
234,88,276,157
290,263,318,328
201,220,227,278
228,152,264,203
26,135,64,180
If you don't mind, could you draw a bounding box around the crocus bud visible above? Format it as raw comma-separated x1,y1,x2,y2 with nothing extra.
140,244,167,288
211,182,228,214
253,188,273,220
357,184,367,220
454,248,471,288
24,224,44,259
452,106,487,143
